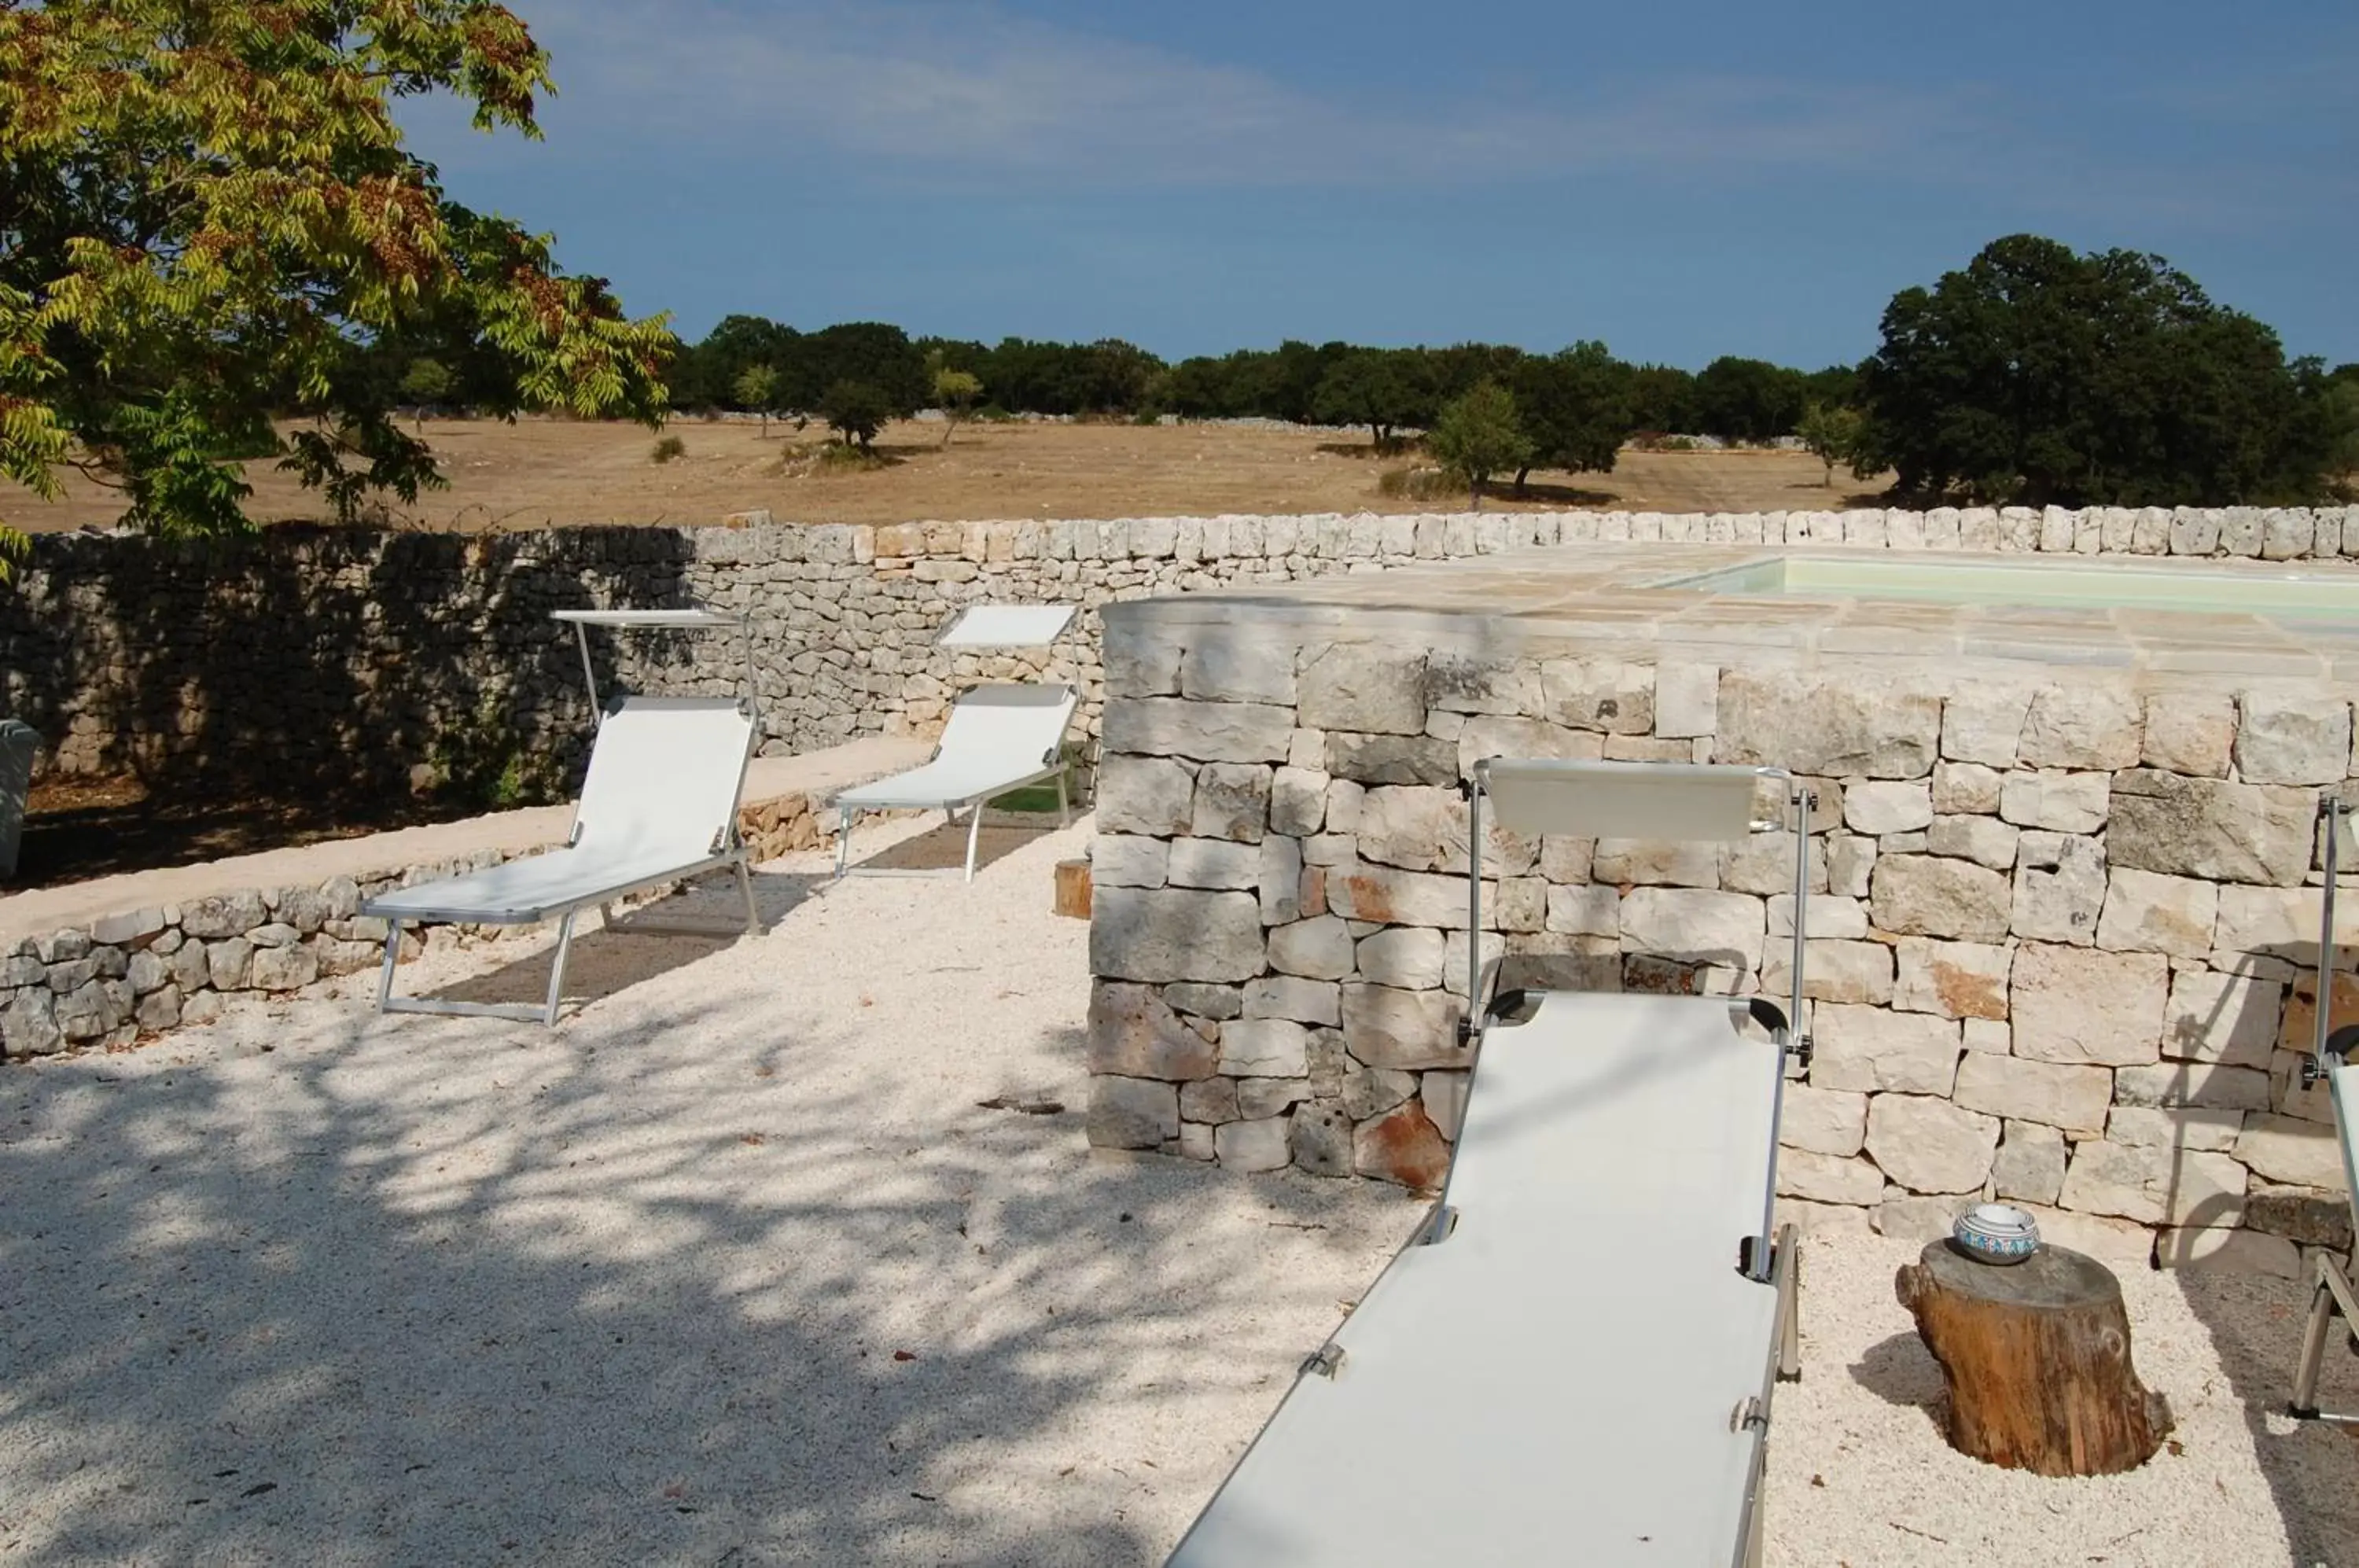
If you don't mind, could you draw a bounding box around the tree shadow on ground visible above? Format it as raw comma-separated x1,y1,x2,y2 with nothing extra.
1494,480,1617,508
837,820,1065,878
0,977,1404,1564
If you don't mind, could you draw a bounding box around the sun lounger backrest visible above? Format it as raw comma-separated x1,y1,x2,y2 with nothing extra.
935,683,1077,771
1479,757,1765,841
2330,1059,2359,1248
572,697,755,862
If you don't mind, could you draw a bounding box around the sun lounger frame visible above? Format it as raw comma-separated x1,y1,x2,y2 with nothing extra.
2289,791,2359,1424
366,609,764,1026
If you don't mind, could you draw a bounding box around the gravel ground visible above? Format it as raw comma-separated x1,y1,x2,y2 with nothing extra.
4,814,2355,1566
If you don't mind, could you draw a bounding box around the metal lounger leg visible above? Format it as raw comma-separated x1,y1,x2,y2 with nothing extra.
375,918,404,1013
962,804,984,882
542,911,577,1027
834,804,854,879
737,858,760,934
1778,1231,1803,1382
1055,766,1070,828
2291,1254,2359,1423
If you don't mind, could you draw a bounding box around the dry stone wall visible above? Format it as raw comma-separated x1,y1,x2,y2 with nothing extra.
1084,611,2359,1277
6,504,2357,792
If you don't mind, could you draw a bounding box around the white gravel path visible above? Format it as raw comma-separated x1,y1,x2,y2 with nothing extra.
3,814,2353,1565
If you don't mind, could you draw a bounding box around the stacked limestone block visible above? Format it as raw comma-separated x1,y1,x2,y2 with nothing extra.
1085,615,2359,1275
9,506,2355,789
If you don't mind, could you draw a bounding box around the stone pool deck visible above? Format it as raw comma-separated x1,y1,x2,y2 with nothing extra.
0,736,928,1053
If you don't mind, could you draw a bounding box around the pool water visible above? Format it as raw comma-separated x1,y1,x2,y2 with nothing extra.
1651,555,2359,617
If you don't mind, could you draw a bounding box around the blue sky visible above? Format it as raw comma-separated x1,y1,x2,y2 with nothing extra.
403,0,2359,369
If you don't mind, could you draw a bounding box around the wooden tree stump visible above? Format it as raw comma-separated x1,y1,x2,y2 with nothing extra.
1894,1240,2170,1476
1053,858,1092,920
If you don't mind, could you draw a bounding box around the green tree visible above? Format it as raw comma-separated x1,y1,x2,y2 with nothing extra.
1796,403,1868,484
0,1,674,569
1312,348,1434,451
1427,381,1532,511
1693,356,1808,443
399,357,455,432
734,364,780,437
931,364,983,447
819,379,892,450
1509,342,1632,491
1858,234,2332,505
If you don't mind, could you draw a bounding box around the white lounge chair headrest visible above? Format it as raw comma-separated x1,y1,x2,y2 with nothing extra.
1476,758,1784,841
937,604,1076,649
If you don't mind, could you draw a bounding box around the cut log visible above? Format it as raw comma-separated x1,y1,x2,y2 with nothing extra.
1895,1240,2170,1476
1053,858,1092,920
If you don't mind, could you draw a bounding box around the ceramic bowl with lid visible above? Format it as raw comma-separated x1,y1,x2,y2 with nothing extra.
1953,1202,2041,1264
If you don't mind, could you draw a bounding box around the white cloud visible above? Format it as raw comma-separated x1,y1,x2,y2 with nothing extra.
516,1,1982,187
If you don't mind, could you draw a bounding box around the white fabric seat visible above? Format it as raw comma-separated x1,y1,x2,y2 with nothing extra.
362,697,759,1025
1167,758,1806,1567
832,683,1077,880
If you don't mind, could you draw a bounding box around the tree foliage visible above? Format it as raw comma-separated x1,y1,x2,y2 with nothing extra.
930,363,982,446
1510,341,1630,488
1312,349,1437,450
733,363,778,436
1427,381,1531,510
0,0,676,561
1796,402,1868,484
1857,234,2338,505
819,378,892,449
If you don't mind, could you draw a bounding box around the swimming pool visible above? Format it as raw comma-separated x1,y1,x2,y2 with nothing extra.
1650,555,2359,617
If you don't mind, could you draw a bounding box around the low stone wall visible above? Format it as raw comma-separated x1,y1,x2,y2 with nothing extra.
1083,584,2359,1275
6,504,2356,793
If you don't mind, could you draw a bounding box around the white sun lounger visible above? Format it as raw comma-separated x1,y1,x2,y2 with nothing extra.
831,683,1078,881
362,694,760,1025
2289,792,2359,1425
1168,759,1810,1568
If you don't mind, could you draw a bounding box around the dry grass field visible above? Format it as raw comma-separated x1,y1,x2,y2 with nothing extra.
9,417,1890,533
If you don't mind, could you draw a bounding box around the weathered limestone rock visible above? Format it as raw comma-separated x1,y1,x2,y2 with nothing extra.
1992,1122,2068,1205
2096,869,2218,959
1291,1104,1354,1176
1546,884,1620,937
1087,1077,1179,1149
1717,668,1940,778
1219,1019,1311,1078
2246,1183,2353,1250
1095,756,1194,837
1776,1150,1886,1205
1180,635,1299,706
1999,771,2109,834
1089,982,1219,1080
1356,926,1444,989
1892,939,2011,1020
1952,1052,2113,1135
1269,915,1354,980
1102,698,1293,762
2114,1062,2273,1110
1927,814,2019,870
1215,1117,1293,1172
2234,1113,2344,1188
2107,771,2315,885
2058,1139,2247,1227
2140,693,2235,778
1167,983,1245,1021
1343,1066,1419,1120
1424,654,1536,716
1324,733,1459,786
247,945,318,992
1180,1077,1241,1124
2012,1205,2155,1268
1779,1084,1868,1157
126,948,170,996
1327,864,1467,928
1102,624,1184,697
1766,893,1868,940
1191,764,1271,842
1357,786,1536,876
207,937,253,991
2159,970,2280,1067
1594,837,1720,889
1721,834,1828,897
1873,1192,1967,1244
2106,1106,2246,1152
1812,1005,1962,1095
1297,646,1428,734
1617,887,1765,969
2018,686,2142,770
1539,659,1654,734
1827,835,1876,898
1092,835,1169,889
1,988,62,1056
1932,761,2005,815
1270,767,1327,836
2233,692,2352,786
1243,976,1340,1026
1941,683,2033,767
134,984,182,1032
1763,939,1893,1005
1868,1094,2000,1193
89,908,165,947
182,892,268,940
1422,1071,1470,1139
2212,885,2343,958
1340,983,1467,1070
2011,944,2167,1066
1354,1102,1452,1187
1654,663,1718,738
1871,855,2012,941
2155,1227,2301,1278
1845,782,1933,836
1165,837,1262,889
1236,1078,1312,1120
2011,832,2107,944
1090,888,1265,982
1326,778,1366,833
